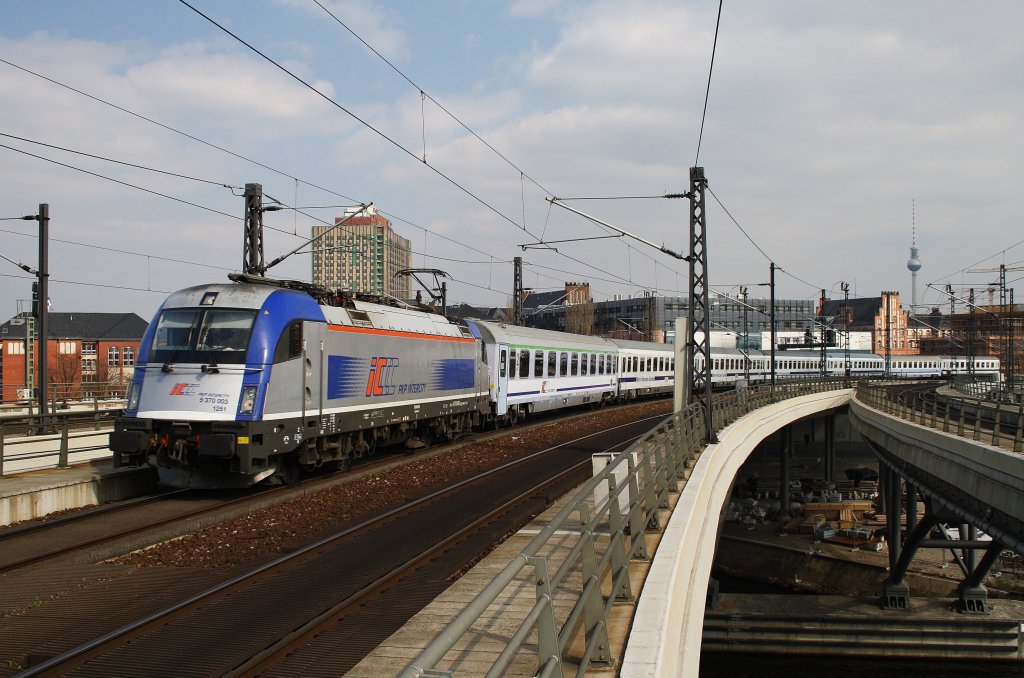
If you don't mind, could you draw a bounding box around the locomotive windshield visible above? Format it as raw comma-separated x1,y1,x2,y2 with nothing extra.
149,308,257,365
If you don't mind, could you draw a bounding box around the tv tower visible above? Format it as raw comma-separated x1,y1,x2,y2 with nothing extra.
907,199,922,311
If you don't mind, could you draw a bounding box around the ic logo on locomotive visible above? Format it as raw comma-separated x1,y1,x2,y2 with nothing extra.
366,357,398,397
168,383,199,396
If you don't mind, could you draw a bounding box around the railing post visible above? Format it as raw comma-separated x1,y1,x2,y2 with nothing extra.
575,504,612,669
626,455,648,559
943,396,951,433
640,447,662,529
604,475,633,601
94,396,100,431
526,556,563,678
58,415,69,468
958,400,966,436
653,438,671,510
0,420,4,477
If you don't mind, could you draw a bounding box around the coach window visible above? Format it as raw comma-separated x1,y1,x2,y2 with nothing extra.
571,353,579,376
560,352,568,377
548,350,558,377
535,350,545,378
508,350,516,378
519,349,530,378
590,354,596,374
274,322,303,363
639,358,645,372
580,353,588,375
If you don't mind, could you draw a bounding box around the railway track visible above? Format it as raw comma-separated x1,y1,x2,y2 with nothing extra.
0,441,471,576
0,403,665,676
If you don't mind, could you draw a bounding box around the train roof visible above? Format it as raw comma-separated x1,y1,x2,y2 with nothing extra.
161,282,278,310
466,320,617,351
326,298,469,338
605,338,674,353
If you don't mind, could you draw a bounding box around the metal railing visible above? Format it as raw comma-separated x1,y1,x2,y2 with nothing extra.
0,404,125,477
856,381,1024,454
400,378,851,678
952,379,1024,405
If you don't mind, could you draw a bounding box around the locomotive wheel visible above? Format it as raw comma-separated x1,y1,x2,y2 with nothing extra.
269,460,300,485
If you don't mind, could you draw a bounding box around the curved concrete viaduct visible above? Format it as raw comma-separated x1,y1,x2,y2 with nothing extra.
621,388,854,677
624,385,1024,675
849,395,1024,555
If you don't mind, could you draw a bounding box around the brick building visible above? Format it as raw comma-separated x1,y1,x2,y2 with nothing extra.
819,291,916,356
0,312,148,402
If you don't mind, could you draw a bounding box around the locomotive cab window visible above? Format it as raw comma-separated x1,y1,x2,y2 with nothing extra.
274,322,303,363
151,307,257,365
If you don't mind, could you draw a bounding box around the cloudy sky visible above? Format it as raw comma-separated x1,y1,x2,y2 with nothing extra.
1,1,1021,325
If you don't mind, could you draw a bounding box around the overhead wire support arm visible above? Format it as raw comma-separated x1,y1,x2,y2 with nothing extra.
261,201,373,274
546,197,692,261
519,234,624,251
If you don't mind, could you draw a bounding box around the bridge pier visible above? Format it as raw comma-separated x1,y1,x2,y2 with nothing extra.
824,413,835,483
779,425,792,523
877,488,1004,614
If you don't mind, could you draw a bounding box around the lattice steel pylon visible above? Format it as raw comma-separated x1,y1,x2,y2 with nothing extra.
688,166,716,443
243,183,266,276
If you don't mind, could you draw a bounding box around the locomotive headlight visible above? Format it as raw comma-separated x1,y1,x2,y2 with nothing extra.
239,385,258,415
127,382,142,411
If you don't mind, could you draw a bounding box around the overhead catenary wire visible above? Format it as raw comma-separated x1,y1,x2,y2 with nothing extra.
694,0,724,167
179,2,671,294
3,38,669,304
0,131,237,189
0,142,241,221
178,0,527,236
0,270,173,295
310,0,558,202
1,52,670,304
0,227,232,271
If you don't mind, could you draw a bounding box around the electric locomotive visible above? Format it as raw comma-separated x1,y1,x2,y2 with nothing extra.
110,276,489,488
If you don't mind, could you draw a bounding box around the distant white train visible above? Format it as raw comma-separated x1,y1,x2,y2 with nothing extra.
699,348,1000,387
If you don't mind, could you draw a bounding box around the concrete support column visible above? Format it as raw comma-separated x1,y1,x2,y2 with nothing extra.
905,482,917,536
824,414,835,484
779,426,792,522
886,467,903,570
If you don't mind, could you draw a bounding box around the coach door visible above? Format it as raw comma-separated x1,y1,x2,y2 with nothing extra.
496,344,509,416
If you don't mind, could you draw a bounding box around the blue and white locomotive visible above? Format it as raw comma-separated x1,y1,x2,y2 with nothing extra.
111,278,490,488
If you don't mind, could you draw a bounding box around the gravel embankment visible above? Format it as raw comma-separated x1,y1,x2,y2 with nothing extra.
113,401,672,569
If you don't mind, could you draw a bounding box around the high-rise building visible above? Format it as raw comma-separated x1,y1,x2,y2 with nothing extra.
311,206,413,300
